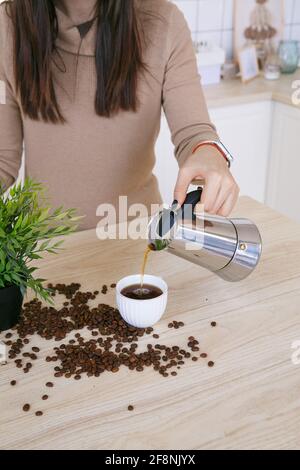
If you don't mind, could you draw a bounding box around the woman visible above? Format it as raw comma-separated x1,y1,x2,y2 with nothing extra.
0,0,239,230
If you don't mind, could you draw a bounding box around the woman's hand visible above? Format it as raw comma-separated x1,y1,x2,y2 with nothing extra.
174,146,239,217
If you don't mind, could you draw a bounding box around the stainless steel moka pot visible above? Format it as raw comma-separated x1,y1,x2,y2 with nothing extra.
148,187,262,282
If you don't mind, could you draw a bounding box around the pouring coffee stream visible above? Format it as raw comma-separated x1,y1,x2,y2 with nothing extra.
147,185,262,282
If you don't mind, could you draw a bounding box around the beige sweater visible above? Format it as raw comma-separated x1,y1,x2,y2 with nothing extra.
0,0,218,230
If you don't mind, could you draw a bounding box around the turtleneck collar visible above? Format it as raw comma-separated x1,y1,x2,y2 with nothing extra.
55,5,97,57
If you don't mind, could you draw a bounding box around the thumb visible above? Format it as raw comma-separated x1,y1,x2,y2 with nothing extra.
174,169,192,206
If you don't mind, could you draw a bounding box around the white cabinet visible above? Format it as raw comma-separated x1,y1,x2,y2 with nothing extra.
266,102,300,223
210,101,273,202
154,101,273,205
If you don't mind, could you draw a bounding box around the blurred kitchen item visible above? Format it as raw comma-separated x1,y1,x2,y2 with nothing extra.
278,40,299,74
221,62,238,81
238,46,260,83
148,187,262,282
264,48,281,80
234,0,284,67
195,42,226,85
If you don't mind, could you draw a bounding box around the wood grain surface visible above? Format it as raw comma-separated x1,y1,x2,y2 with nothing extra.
1,197,300,450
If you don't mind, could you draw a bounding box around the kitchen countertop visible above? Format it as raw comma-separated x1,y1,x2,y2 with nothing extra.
1,196,300,450
204,71,300,109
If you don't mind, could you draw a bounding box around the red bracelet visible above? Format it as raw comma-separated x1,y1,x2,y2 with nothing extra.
192,141,229,165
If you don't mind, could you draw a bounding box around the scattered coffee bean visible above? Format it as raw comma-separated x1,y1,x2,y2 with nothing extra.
211,322,217,327
110,284,116,288
200,353,208,358
35,411,43,417
23,404,30,412
10,380,16,386
208,361,215,367
5,333,12,339
1,280,215,418
168,320,184,330
128,405,134,411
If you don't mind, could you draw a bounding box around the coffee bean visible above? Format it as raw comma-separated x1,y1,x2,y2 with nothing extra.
128,405,134,411
200,353,207,358
23,404,30,412
6,282,213,403
42,395,48,400
208,361,215,367
110,284,116,288
5,333,12,339
35,411,43,417
10,380,16,386
192,357,198,362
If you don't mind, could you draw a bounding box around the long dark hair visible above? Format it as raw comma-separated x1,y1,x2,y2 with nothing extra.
7,0,144,123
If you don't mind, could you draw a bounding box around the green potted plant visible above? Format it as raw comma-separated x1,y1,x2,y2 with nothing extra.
0,178,80,332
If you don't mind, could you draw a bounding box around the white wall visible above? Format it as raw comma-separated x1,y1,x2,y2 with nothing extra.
173,0,300,60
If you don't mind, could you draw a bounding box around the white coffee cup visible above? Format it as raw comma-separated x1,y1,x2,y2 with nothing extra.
116,274,168,328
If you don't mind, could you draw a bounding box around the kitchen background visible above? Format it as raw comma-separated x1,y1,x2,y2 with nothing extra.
172,0,300,59
153,0,300,224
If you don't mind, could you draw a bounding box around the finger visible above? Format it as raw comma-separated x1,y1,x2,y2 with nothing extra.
210,179,235,214
174,169,194,206
200,173,222,213
217,188,239,217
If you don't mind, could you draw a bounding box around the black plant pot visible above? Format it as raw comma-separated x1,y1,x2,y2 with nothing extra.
0,285,23,332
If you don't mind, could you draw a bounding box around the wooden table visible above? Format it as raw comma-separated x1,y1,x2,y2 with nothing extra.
1,197,300,450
